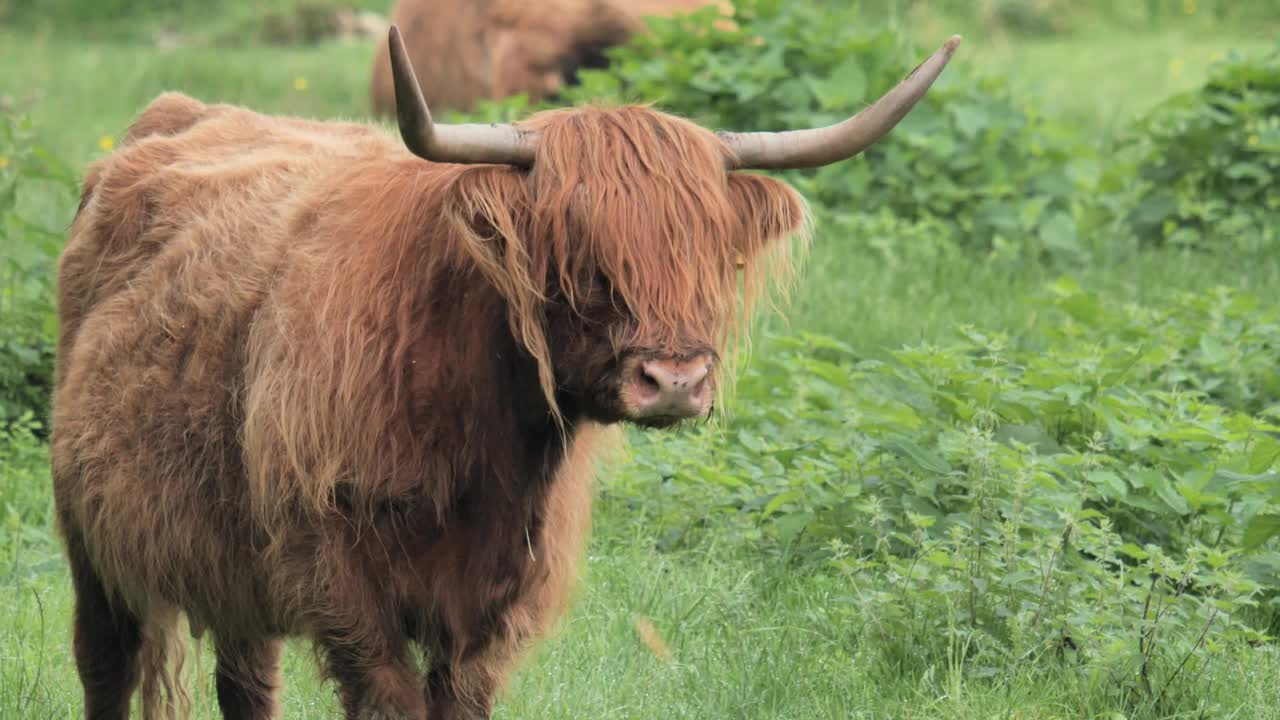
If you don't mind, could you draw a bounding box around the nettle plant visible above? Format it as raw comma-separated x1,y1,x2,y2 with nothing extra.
1125,44,1280,251
606,281,1279,709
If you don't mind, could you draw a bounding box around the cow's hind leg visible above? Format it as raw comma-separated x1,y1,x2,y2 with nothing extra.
215,637,283,720
66,531,143,720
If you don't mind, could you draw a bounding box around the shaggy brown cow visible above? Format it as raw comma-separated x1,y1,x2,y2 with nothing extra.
369,0,731,116
52,26,959,720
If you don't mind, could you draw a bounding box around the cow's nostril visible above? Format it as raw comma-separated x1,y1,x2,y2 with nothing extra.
638,365,662,393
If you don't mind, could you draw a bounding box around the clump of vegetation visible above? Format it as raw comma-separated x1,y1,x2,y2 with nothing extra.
1124,45,1280,251
0,113,75,428
1042,278,1280,415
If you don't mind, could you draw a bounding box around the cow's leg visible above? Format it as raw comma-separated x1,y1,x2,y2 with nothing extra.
424,663,497,720
66,530,143,720
423,639,516,720
215,636,283,720
322,638,427,720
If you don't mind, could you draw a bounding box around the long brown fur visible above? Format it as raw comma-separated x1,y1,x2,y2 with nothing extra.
369,0,731,115
52,92,805,719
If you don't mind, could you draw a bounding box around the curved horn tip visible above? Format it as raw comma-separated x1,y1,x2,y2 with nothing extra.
387,23,438,160
388,24,404,56
385,24,539,167
719,33,963,171
941,35,962,59
917,35,962,73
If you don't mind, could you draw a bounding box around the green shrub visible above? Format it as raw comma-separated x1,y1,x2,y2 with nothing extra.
1125,45,1280,251
0,112,75,428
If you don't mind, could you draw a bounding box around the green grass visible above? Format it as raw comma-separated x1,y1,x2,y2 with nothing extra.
0,0,391,42
905,6,1280,134
0,30,381,170
788,228,1280,356
8,525,1280,719
4,5,1280,719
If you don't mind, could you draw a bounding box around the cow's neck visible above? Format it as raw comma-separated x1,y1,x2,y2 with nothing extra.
408,266,576,519
398,268,576,639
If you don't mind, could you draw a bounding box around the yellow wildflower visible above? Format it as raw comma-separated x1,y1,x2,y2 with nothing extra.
0,155,10,170
98,135,114,152
293,76,309,92
1183,0,1197,14
1168,58,1185,78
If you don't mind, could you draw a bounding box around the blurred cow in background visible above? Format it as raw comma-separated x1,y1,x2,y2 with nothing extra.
369,0,732,115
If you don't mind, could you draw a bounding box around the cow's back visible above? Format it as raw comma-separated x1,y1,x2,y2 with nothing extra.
50,92,401,622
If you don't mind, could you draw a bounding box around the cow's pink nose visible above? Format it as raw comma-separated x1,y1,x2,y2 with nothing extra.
623,355,714,421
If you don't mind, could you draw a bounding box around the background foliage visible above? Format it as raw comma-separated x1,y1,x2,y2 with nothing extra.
1125,46,1280,252
0,115,75,428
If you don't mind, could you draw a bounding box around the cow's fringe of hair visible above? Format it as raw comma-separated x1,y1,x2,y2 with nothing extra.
449,105,810,424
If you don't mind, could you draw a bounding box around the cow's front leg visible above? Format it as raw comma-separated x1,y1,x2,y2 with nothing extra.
324,640,426,720
301,516,431,719
423,634,524,720
424,659,498,720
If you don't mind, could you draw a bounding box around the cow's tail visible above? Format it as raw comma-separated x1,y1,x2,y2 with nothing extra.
139,609,193,720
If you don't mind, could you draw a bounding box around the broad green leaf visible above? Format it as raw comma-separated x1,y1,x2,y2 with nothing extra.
1086,470,1127,499
1244,513,1280,550
886,438,952,476
1249,437,1280,473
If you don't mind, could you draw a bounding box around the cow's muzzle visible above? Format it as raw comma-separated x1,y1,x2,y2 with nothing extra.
618,353,715,425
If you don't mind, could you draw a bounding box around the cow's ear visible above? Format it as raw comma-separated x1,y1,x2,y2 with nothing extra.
726,172,809,262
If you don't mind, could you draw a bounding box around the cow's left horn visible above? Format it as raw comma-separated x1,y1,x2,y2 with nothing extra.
389,26,539,167
719,36,961,170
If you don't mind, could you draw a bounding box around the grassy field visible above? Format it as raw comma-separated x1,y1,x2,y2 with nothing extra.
3,2,1280,718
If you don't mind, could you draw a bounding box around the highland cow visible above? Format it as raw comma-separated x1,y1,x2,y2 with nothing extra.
369,0,732,116
52,26,959,720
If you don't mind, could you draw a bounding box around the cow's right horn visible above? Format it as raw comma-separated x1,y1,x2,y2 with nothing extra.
389,26,539,167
